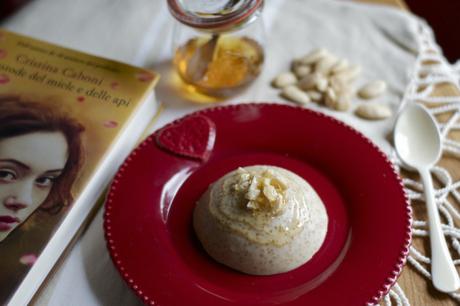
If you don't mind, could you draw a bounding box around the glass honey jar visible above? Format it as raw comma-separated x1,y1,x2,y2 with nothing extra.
168,0,265,99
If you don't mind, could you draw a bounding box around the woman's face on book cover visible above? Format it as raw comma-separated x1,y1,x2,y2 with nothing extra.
0,132,68,241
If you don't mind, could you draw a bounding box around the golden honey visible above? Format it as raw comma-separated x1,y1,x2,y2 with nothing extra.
173,35,264,98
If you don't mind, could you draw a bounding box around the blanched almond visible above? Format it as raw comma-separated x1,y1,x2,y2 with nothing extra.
355,104,392,120
335,64,362,82
325,87,337,106
335,94,351,111
316,75,329,92
298,73,320,90
315,55,337,75
331,58,349,74
272,72,297,88
357,80,387,99
293,65,312,78
306,90,323,102
329,75,348,92
298,48,329,65
329,75,354,97
325,88,351,111
281,85,311,105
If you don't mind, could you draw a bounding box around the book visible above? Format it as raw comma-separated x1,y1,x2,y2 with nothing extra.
0,28,160,305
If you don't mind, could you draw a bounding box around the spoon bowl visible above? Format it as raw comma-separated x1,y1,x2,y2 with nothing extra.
394,103,441,169
394,103,460,293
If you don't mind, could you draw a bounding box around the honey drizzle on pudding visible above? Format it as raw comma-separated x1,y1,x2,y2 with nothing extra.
207,167,311,247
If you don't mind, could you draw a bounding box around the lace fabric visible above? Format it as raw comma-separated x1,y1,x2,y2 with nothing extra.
379,19,460,306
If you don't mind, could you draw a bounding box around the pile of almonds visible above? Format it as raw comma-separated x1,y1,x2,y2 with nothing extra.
272,48,392,120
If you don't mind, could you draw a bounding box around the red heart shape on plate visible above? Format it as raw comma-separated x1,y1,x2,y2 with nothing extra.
156,115,216,161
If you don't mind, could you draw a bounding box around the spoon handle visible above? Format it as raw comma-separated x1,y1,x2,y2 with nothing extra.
420,167,460,292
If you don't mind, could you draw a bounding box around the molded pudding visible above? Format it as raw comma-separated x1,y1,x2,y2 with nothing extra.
193,165,328,275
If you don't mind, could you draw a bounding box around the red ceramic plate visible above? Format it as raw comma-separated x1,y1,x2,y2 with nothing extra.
104,103,411,306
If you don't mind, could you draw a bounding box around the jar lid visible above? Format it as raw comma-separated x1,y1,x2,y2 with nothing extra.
167,0,263,31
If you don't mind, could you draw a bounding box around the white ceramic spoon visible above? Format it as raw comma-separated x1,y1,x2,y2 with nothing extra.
394,103,460,292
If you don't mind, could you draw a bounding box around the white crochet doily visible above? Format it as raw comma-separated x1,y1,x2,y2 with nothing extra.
378,20,460,306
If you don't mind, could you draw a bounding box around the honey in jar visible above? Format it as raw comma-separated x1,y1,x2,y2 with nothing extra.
168,0,265,99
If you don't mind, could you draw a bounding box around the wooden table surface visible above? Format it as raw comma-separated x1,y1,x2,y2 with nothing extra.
361,0,460,305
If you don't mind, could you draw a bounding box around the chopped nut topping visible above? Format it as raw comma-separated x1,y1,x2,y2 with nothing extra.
233,167,288,214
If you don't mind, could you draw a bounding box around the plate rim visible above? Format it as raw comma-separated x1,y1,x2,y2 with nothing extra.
104,102,412,305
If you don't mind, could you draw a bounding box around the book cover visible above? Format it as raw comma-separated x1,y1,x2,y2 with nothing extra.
0,29,159,304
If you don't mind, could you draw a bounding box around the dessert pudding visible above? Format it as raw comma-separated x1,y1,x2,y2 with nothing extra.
193,165,328,275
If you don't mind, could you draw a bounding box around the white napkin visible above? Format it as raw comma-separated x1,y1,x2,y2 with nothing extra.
2,0,423,305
